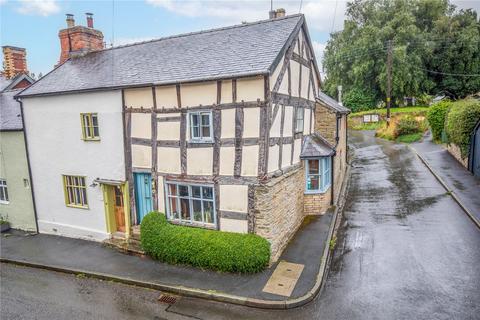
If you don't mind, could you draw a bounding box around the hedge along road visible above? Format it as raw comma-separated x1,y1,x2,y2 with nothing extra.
164,130,480,320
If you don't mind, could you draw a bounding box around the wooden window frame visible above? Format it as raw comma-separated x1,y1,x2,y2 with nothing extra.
62,175,89,209
80,113,100,141
0,179,9,204
304,157,331,194
188,111,213,143
295,107,305,133
165,182,216,228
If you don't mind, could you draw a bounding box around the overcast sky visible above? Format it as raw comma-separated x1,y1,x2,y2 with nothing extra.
1,0,478,77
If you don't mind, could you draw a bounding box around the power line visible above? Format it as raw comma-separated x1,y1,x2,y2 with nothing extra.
331,0,339,33
408,65,480,77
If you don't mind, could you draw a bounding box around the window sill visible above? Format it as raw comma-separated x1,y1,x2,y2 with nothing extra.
188,139,213,144
82,138,101,142
168,219,217,230
0,201,9,205
304,186,331,195
66,204,90,210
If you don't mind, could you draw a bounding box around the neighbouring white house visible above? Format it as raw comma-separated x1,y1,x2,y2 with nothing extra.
17,10,349,261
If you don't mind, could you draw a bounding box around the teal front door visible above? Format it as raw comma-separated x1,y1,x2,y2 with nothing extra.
134,173,153,223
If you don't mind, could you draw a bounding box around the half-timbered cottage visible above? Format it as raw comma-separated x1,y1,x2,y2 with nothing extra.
17,11,349,260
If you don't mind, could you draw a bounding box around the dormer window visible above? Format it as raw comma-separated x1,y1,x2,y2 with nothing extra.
189,111,213,142
80,113,100,140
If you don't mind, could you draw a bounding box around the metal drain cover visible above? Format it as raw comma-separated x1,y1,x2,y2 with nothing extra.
157,294,178,305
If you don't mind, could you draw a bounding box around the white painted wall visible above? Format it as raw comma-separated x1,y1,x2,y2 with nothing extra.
22,90,125,241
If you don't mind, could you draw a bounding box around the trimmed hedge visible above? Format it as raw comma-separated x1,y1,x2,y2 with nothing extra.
140,212,270,273
445,99,480,158
427,100,451,141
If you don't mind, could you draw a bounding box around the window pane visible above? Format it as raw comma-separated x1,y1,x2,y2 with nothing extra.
179,185,189,197
192,126,200,138
192,200,203,222
201,125,210,138
202,186,213,199
168,184,177,196
201,114,210,126
0,188,4,201
169,197,179,219
180,198,190,221
204,201,214,224
308,160,319,174
191,186,201,198
191,114,199,126
93,126,99,137
307,175,320,191
92,115,98,126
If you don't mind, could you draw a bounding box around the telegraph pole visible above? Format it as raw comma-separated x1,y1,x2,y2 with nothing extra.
386,39,393,126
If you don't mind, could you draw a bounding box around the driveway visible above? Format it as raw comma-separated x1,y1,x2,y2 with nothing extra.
2,131,479,320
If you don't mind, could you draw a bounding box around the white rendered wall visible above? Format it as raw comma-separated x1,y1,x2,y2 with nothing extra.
22,90,124,241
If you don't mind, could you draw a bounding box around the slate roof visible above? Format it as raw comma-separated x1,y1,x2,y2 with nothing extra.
0,75,10,92
0,89,23,130
300,133,334,159
317,91,350,114
19,14,305,97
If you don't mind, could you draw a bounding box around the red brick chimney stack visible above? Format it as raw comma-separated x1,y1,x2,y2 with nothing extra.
86,12,94,28
57,13,104,66
2,46,28,79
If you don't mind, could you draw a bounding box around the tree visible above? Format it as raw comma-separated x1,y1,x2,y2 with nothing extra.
322,0,479,106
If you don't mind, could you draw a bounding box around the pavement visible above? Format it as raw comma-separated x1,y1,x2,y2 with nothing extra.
411,132,480,226
0,204,335,308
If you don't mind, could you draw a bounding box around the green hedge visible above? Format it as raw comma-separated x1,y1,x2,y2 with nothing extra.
445,99,480,158
140,212,270,273
427,100,451,141
394,116,420,137
343,88,376,113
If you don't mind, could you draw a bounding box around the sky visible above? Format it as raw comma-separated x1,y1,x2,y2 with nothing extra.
1,0,479,77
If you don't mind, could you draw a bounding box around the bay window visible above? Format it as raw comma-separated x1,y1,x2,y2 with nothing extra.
305,157,331,193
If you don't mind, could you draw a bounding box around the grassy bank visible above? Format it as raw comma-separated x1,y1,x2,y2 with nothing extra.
350,106,429,118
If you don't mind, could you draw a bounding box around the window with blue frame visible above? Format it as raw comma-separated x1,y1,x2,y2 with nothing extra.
305,157,331,193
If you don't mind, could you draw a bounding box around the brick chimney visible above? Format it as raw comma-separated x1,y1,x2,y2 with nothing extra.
2,46,28,79
57,13,105,66
269,8,286,19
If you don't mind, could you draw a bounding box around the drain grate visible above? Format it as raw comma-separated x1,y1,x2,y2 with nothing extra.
158,294,177,305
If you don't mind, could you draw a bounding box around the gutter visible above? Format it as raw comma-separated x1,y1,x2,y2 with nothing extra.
16,97,40,233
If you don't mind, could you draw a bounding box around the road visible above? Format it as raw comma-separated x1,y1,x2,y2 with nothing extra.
1,131,479,319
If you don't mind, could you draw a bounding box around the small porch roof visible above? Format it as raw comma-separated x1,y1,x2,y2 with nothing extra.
94,178,124,186
300,133,335,159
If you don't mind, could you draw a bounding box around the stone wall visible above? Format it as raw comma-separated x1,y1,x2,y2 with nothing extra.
314,102,337,145
447,143,468,168
304,189,331,215
253,166,305,262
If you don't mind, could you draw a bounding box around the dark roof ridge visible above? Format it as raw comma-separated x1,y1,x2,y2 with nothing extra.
93,14,304,53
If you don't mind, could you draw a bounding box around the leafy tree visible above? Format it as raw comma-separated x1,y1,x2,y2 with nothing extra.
323,0,479,106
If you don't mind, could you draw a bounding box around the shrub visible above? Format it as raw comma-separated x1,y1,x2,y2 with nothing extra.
416,93,433,106
394,116,420,137
427,100,451,141
140,212,270,273
396,132,423,143
343,88,377,113
445,99,480,158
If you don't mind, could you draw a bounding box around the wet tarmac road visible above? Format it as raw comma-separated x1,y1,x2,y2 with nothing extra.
1,131,479,319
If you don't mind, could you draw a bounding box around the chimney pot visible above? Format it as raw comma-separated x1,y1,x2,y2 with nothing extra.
269,10,276,19
276,8,286,18
86,12,94,28
66,14,75,28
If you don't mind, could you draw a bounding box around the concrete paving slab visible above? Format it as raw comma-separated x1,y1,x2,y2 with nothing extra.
262,261,304,297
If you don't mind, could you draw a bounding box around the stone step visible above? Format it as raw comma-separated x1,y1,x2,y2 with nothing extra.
103,236,145,256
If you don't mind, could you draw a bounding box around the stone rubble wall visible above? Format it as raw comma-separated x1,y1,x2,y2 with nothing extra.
253,166,305,262
446,143,468,168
